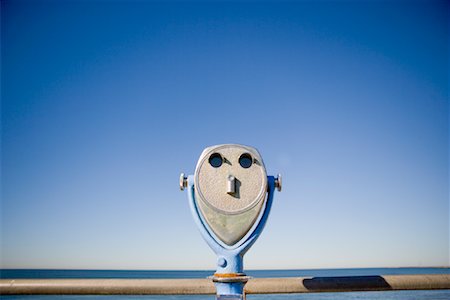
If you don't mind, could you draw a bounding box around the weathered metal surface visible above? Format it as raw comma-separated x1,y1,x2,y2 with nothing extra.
1,275,449,295
0,278,214,295
194,144,268,246
195,145,267,214
182,144,280,298
246,274,450,293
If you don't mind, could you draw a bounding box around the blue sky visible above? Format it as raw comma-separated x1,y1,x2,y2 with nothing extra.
1,0,448,270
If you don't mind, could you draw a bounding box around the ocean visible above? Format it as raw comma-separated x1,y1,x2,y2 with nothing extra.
1,268,449,300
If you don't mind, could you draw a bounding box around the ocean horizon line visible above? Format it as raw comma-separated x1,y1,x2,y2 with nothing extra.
1,266,448,271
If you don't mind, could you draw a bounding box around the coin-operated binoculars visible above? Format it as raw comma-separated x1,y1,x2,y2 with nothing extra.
180,144,281,299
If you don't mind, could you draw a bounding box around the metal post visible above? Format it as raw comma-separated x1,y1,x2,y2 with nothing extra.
185,175,277,299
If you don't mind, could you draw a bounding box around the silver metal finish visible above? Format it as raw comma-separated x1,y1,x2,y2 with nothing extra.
212,273,252,282
211,276,251,283
275,174,282,192
195,144,267,215
2,274,450,295
193,144,268,246
227,175,236,195
180,173,188,191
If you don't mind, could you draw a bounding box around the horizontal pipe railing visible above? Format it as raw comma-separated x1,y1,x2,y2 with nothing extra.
1,274,449,295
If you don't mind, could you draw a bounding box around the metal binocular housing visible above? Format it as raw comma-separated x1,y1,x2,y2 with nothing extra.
180,144,281,299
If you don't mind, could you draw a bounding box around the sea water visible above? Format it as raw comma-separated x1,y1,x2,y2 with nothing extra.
1,268,449,300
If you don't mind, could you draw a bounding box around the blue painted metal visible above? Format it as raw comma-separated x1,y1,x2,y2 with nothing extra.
185,175,276,298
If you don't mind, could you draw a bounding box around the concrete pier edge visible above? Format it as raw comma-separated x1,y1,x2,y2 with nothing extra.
1,274,449,295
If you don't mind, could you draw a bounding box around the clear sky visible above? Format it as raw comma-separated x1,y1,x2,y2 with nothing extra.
1,0,448,270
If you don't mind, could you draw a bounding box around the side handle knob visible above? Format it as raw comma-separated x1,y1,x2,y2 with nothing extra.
180,173,188,191
275,174,282,192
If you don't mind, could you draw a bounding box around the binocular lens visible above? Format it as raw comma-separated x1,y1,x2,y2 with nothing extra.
209,153,223,168
239,153,253,168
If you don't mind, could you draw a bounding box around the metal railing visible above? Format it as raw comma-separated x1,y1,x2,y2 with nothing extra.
1,274,449,295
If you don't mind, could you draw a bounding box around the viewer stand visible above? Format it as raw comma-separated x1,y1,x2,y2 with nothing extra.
180,144,281,299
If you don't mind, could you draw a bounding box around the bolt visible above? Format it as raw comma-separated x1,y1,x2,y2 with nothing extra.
179,173,188,191
217,257,227,267
275,174,282,192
